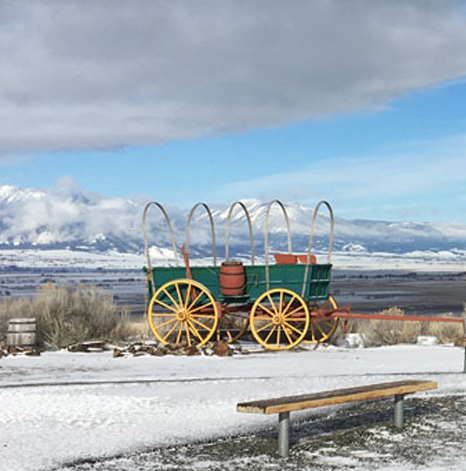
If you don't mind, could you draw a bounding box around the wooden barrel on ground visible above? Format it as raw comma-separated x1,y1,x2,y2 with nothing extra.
220,261,246,297
7,318,37,347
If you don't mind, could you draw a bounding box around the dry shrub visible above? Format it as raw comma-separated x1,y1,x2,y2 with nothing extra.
125,320,152,342
345,306,463,347
0,284,132,349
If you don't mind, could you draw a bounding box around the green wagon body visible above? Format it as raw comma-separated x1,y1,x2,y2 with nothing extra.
146,263,333,305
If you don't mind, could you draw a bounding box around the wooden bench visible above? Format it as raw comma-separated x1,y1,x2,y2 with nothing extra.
237,380,438,458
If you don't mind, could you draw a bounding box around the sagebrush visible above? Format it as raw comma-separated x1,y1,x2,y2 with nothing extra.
0,284,133,349
343,306,464,347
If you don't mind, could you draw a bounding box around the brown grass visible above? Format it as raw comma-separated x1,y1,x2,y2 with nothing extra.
0,284,132,349
343,306,464,347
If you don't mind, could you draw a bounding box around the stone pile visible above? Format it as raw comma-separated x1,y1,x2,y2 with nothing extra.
0,345,41,358
113,340,242,358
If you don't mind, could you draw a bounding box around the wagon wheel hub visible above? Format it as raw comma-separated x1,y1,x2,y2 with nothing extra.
176,310,189,322
272,315,283,325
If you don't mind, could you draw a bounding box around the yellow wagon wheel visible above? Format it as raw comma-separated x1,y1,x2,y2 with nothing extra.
303,295,340,344
216,311,249,344
250,289,310,351
148,279,218,347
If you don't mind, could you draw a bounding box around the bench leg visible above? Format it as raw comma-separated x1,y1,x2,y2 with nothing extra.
278,412,290,458
394,394,404,428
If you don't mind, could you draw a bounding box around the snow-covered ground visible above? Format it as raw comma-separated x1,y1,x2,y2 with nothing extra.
2,247,466,272
1,344,466,471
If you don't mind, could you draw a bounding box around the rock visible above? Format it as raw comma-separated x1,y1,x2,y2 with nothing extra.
213,341,230,357
8,346,21,356
68,343,90,353
151,348,166,357
335,333,365,349
113,348,125,358
133,351,148,357
185,346,201,356
454,336,466,347
82,341,106,349
24,349,41,357
417,336,439,346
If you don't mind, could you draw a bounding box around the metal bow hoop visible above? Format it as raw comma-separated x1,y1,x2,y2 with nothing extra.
142,202,180,294
302,200,334,297
225,201,255,265
185,202,218,267
265,200,293,291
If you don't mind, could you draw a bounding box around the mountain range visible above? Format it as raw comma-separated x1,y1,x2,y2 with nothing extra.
0,183,465,263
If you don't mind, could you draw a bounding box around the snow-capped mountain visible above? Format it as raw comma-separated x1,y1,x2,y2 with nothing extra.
0,184,466,262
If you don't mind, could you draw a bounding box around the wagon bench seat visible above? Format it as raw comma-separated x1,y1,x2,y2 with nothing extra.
237,379,438,458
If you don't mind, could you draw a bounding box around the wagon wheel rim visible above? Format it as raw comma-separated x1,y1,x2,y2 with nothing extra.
250,289,310,351
148,279,218,347
304,294,339,344
216,311,249,343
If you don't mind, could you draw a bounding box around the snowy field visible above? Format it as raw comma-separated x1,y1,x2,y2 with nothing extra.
1,344,466,471
1,247,466,272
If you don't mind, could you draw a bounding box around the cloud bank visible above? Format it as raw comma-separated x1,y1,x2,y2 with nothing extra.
1,180,466,258
1,1,466,157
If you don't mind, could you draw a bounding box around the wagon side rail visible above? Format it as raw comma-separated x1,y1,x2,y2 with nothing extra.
302,200,334,297
264,200,292,291
185,202,218,267
225,201,255,265
142,202,180,295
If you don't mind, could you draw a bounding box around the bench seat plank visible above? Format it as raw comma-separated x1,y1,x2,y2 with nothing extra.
237,380,437,415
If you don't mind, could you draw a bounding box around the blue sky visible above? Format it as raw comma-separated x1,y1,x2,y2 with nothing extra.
1,2,466,223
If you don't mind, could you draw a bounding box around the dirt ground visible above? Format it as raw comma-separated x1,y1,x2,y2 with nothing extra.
59,393,466,471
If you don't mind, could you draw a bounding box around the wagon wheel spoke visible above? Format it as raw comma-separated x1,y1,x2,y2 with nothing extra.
187,291,205,312
162,288,181,310
257,304,276,317
191,313,216,319
283,326,295,344
276,326,281,347
309,323,317,342
175,282,184,308
253,315,274,320
267,293,279,315
284,305,306,318
184,284,193,308
189,302,214,315
151,311,177,317
284,321,305,336
264,325,278,343
152,318,177,331
255,321,274,334
162,320,181,342
153,299,178,313
185,323,192,347
281,297,295,317
190,317,212,331
187,320,203,341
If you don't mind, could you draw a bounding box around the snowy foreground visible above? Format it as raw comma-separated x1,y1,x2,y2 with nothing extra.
1,345,466,471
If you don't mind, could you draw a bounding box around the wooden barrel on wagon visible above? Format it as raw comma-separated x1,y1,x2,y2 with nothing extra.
220,261,246,297
6,318,37,347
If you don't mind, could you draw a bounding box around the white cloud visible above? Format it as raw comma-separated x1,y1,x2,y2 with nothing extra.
0,1,466,155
